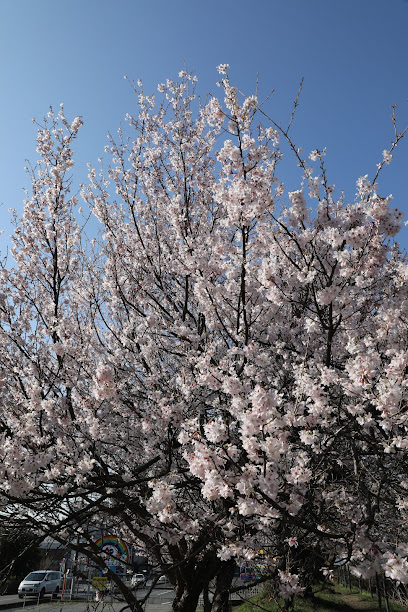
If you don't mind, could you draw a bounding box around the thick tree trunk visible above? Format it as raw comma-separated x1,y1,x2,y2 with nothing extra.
210,559,235,612
172,584,202,612
203,582,212,612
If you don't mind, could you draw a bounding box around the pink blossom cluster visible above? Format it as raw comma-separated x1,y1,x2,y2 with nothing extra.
278,571,304,600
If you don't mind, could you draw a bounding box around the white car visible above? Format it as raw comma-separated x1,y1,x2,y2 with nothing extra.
130,573,146,588
18,570,63,599
157,575,168,583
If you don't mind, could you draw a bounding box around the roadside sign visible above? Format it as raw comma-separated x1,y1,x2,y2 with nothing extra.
92,576,108,590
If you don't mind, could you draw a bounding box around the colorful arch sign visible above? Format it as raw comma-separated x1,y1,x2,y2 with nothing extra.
94,535,130,563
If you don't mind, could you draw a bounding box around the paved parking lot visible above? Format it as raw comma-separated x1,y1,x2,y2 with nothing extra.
0,579,254,611
0,588,176,612
0,602,175,612
0,599,177,612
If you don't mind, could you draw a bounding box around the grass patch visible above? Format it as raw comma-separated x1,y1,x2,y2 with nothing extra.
234,582,408,612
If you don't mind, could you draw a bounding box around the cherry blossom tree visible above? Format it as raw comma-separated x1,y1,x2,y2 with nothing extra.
82,66,408,606
0,66,408,612
0,101,239,612
166,69,408,600
0,107,158,612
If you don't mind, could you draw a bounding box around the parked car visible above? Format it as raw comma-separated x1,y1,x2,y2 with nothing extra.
18,570,63,599
130,573,146,588
157,575,168,583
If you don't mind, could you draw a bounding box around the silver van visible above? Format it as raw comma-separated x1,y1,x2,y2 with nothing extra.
18,570,63,599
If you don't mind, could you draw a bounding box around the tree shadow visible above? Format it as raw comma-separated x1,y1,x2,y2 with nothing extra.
314,593,373,612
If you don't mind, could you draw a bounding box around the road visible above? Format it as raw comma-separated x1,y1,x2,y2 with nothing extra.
0,578,253,611
0,584,177,612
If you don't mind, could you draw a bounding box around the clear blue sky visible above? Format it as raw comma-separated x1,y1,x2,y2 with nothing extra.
0,0,407,249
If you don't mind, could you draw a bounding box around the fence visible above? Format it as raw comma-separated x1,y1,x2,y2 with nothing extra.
336,564,408,612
